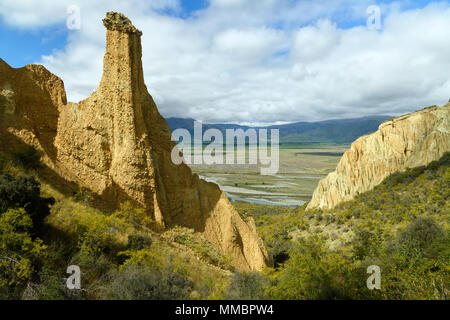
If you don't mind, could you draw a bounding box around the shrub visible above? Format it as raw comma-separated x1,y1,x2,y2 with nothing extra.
117,249,165,271
127,234,152,250
101,265,191,300
381,225,449,299
0,208,47,298
352,230,378,260
267,239,354,300
25,266,67,300
72,213,126,257
0,172,54,235
222,271,269,300
112,201,153,230
68,251,116,298
396,217,444,254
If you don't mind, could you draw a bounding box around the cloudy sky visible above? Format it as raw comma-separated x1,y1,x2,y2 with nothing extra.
1,0,449,124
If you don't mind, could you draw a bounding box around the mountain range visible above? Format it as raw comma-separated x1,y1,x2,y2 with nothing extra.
166,116,391,145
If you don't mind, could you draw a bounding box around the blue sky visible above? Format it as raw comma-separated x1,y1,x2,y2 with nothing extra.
0,21,67,67
1,0,208,67
1,0,449,123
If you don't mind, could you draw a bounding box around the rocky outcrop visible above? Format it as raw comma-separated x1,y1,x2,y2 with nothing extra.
307,103,450,210
0,12,269,271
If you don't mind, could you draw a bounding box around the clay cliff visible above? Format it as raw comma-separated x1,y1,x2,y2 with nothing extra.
0,12,269,271
307,103,450,210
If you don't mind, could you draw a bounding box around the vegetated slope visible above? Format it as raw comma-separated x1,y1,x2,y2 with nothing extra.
234,152,450,299
166,116,389,145
1,149,448,300
0,153,233,300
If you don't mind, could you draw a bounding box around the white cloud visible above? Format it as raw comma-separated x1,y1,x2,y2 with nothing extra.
291,20,340,62
1,0,450,123
0,0,180,28
213,28,287,61
0,0,67,28
210,0,247,7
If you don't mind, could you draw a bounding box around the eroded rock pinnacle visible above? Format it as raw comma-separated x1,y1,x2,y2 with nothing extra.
102,11,142,35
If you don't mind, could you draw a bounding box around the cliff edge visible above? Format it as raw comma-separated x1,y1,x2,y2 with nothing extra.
307,103,450,210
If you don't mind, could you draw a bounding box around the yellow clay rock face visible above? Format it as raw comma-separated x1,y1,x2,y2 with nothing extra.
307,103,450,211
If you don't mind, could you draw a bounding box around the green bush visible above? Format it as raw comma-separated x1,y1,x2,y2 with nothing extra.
25,266,67,300
112,201,153,229
396,217,445,254
127,234,152,250
73,213,125,257
0,172,54,235
267,239,355,300
68,251,116,299
0,208,47,299
101,265,191,300
223,271,269,300
381,222,449,299
352,230,378,260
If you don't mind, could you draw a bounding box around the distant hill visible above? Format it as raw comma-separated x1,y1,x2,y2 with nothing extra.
166,116,390,145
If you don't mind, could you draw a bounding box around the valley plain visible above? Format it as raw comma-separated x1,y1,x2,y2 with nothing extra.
191,144,348,207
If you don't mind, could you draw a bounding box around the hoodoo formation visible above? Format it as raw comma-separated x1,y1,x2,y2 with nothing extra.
307,103,450,210
0,12,269,271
